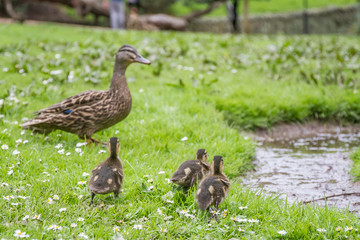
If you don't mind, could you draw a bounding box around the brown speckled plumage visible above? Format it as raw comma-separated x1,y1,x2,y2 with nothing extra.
21,45,150,144
88,137,123,205
171,149,210,188
196,156,230,223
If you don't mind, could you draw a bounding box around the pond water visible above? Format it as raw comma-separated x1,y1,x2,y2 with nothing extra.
242,131,360,214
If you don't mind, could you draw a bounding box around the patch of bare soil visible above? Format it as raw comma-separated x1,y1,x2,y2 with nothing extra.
252,121,360,141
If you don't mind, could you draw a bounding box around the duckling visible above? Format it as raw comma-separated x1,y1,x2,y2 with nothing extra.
88,137,123,206
171,149,210,188
196,155,230,223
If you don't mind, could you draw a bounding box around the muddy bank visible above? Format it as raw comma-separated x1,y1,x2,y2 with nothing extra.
243,121,360,214
252,121,360,141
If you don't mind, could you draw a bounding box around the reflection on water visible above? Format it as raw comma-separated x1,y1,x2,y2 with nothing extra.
242,132,360,213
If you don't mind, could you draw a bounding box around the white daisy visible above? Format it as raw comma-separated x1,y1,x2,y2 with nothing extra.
75,148,82,153
1,183,9,187
278,230,287,235
22,140,28,144
98,150,106,154
55,143,63,149
158,171,165,174
22,215,29,221
78,181,87,185
71,223,77,227
113,226,120,232
13,229,29,238
47,198,53,204
76,142,86,147
77,217,85,222
79,233,89,239
32,214,41,220
12,149,20,155
53,195,59,200
8,170,13,175
58,149,65,154
133,224,142,229
316,228,326,233
59,208,66,212
16,139,22,144
180,136,188,141
82,172,90,177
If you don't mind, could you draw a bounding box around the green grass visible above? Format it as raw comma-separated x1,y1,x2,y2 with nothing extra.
1,23,360,239
351,149,360,181
170,0,357,17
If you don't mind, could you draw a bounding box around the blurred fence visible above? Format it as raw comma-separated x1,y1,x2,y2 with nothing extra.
188,4,360,34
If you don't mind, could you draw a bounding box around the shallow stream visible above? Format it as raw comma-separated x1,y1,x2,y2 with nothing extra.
242,131,360,213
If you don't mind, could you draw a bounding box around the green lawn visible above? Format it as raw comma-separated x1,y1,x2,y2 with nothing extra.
171,0,358,17
1,23,360,239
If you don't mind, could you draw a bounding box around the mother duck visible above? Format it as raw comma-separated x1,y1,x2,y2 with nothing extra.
21,45,150,144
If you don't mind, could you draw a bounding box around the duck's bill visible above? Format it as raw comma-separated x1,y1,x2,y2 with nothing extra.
135,55,151,65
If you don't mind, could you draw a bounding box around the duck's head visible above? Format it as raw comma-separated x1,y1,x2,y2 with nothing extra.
116,45,151,66
196,149,208,162
108,137,120,158
212,155,224,175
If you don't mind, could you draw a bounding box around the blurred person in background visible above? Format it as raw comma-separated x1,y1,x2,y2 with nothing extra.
110,0,125,29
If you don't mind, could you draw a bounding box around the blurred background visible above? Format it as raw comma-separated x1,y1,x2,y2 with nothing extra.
0,0,359,34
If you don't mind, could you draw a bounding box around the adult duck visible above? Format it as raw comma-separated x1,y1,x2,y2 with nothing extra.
21,45,150,144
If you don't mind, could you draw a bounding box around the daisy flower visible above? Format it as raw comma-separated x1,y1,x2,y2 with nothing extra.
166,199,174,204
12,149,20,155
23,140,28,144
336,227,341,232
148,186,154,191
58,149,65,154
53,195,59,200
98,150,106,154
133,224,143,230
76,142,86,147
47,198,53,204
316,228,326,233
16,139,22,144
160,228,167,233
7,170,13,175
239,206,248,210
75,148,82,153
147,179,153,183
54,225,62,231
278,230,287,235
77,217,85,222
13,229,29,238
1,144,9,150
180,136,188,141
1,183,9,187
82,172,90,177
78,181,87,185
157,208,164,216
59,208,66,212
113,226,120,232
345,226,353,232
179,209,188,215
71,223,77,228
55,143,63,149
79,233,89,239
248,219,259,223
22,215,29,221
32,214,41,220
158,171,165,174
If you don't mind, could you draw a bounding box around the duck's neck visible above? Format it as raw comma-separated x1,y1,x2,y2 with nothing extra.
110,60,129,91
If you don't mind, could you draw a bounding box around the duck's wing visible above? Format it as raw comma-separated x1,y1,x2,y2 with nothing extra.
35,90,107,115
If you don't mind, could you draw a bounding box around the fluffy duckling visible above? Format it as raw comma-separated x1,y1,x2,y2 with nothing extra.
88,137,123,206
171,149,210,188
196,155,230,223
